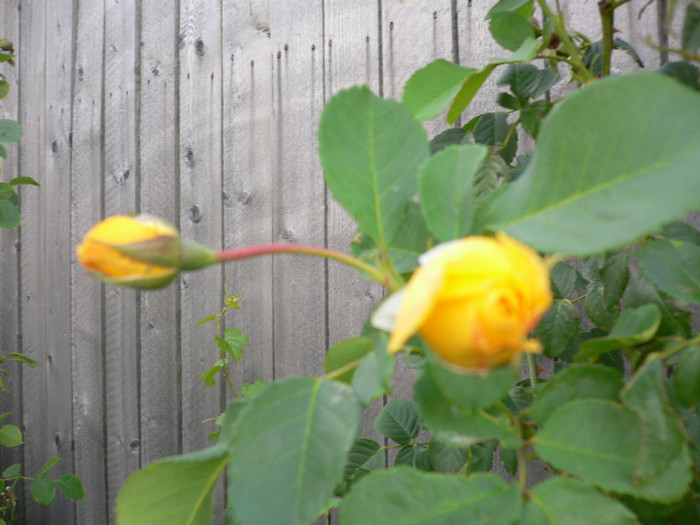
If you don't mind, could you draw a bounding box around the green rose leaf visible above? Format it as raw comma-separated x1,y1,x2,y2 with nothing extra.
227,377,361,525
425,354,517,412
116,445,227,525
528,364,623,425
624,271,691,338
446,66,496,125
0,119,21,144
577,304,661,362
0,424,22,447
319,86,429,253
497,64,557,103
2,463,20,478
477,73,700,255
10,176,39,186
338,438,385,494
324,337,374,384
0,200,21,230
38,456,61,476
57,474,85,501
415,367,520,448
446,37,539,125
418,144,488,242
550,262,586,299
637,239,700,303
489,12,535,52
673,345,700,406
473,112,518,164
534,398,692,501
584,284,620,332
621,356,686,483
374,399,422,445
521,476,641,525
30,476,56,506
402,60,477,121
535,299,580,358
486,0,534,19
339,468,522,525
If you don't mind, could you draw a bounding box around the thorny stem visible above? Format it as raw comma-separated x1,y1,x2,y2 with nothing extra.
499,119,520,158
599,0,615,77
217,243,402,292
517,441,529,494
659,333,700,360
537,0,595,83
647,40,700,63
216,311,238,397
527,353,539,389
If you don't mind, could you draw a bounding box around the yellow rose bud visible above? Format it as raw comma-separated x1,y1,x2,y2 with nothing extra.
76,214,213,289
387,232,552,370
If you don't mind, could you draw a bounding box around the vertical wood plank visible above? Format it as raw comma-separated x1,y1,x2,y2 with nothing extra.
323,0,384,442
139,0,182,467
71,0,108,522
103,0,140,521
179,0,223,450
179,2,225,519
17,3,48,522
269,3,327,378
381,0,453,403
222,0,275,394
0,0,24,519
19,0,75,521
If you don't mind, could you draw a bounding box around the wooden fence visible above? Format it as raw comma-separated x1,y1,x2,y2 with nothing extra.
0,1,668,523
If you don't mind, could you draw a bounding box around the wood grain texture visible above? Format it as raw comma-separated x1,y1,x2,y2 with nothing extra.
103,1,141,521
178,2,226,518
0,0,24,519
178,0,224,452
222,0,275,398
71,0,108,522
19,0,75,521
139,0,182,468
17,1,49,520
269,2,327,378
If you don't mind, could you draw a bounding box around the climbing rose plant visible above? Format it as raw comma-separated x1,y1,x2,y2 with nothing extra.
79,1,700,524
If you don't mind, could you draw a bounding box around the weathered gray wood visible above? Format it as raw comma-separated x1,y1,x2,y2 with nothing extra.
269,2,327,378
179,2,226,519
71,0,108,522
0,0,24,519
18,2,49,521
614,2,662,71
324,0,384,443
19,0,75,522
222,0,275,395
139,0,182,467
178,0,224,451
103,1,141,521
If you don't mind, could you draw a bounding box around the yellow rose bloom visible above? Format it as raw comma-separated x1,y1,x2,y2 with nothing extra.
76,215,181,289
387,233,552,370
